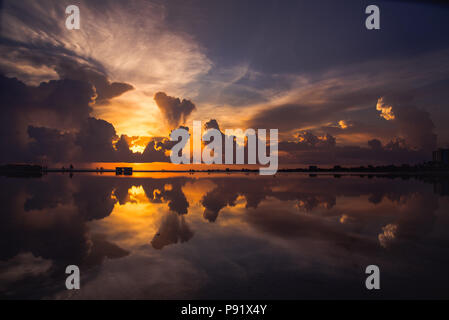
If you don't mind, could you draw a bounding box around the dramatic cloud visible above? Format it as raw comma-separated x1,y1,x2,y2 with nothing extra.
395,108,437,152
278,131,429,166
377,96,437,151
0,37,134,104
204,119,221,131
244,47,449,153
27,126,76,163
0,74,96,162
0,73,145,163
75,117,118,162
376,97,395,120
0,0,209,138
1,1,448,166
54,62,134,103
154,92,196,129
294,131,336,148
0,75,95,123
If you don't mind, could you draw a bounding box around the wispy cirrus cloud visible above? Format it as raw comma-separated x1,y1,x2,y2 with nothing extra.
0,0,212,137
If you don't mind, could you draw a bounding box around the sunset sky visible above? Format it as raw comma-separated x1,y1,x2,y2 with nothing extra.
1,0,448,166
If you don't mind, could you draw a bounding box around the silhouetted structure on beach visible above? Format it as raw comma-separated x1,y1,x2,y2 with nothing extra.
2,148,449,177
116,167,133,176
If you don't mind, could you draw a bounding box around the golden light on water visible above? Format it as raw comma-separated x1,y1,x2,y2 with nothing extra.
89,185,163,249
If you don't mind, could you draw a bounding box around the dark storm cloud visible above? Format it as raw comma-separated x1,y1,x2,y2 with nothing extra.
0,1,135,164
0,37,134,103
54,61,134,103
27,126,76,163
380,96,437,151
0,74,95,124
154,92,196,129
32,78,95,124
0,73,141,163
0,75,31,160
75,117,118,162
0,74,97,162
27,116,141,163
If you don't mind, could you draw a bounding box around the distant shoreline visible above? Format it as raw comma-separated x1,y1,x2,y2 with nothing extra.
1,163,449,177
43,168,449,174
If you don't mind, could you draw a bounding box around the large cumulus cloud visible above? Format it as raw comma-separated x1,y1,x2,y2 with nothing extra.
0,74,96,162
154,92,196,129
375,96,437,152
278,131,428,166
0,73,141,163
54,61,134,103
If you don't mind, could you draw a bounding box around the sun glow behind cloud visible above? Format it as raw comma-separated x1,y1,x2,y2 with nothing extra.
1,0,448,166
1,0,212,137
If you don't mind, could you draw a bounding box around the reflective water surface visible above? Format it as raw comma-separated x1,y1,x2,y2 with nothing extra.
0,173,448,299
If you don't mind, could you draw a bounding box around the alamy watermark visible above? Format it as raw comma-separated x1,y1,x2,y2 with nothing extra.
365,5,380,30
65,265,80,290
170,121,278,175
365,265,380,290
65,4,380,31
65,5,80,30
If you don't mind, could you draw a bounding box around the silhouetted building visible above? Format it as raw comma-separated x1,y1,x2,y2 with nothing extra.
116,167,133,175
433,149,449,164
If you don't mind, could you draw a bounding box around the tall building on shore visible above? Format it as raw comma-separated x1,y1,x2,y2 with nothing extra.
433,149,449,164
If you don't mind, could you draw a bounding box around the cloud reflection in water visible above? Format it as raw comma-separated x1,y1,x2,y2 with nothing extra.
0,173,448,299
